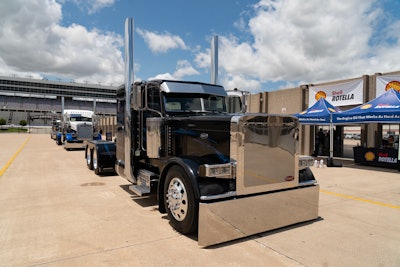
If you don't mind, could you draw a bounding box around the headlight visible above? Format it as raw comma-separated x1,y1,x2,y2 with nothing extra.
199,163,234,179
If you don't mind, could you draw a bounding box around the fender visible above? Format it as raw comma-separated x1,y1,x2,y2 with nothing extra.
55,132,63,145
65,133,75,141
95,142,116,158
85,140,116,172
157,157,201,214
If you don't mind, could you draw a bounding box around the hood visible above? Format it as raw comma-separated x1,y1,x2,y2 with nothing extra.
69,121,92,132
169,115,233,164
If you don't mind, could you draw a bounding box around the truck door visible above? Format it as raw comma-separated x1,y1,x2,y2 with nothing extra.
129,83,162,160
141,85,162,152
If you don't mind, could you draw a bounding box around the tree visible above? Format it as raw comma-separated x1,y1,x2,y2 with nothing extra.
0,118,6,128
19,120,27,126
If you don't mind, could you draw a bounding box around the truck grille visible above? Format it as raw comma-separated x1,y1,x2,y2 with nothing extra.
231,114,299,196
76,124,93,139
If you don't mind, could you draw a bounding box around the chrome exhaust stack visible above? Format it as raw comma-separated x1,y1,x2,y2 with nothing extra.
124,18,135,183
210,35,218,85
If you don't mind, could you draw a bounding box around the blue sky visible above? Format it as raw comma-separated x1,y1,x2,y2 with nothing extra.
0,0,400,93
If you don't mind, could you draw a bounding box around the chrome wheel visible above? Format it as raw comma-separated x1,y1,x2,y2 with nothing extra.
166,177,188,222
87,152,92,165
164,166,198,234
93,150,98,170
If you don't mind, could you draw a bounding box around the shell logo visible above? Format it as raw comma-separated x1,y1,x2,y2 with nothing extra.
364,151,375,161
315,91,327,100
385,81,400,92
361,103,372,110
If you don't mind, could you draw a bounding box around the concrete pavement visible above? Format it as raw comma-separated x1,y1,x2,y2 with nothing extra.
0,133,399,266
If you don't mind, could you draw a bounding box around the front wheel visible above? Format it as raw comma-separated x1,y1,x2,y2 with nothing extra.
164,166,198,234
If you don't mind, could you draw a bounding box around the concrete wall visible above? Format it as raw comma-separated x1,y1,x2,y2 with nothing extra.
267,87,302,114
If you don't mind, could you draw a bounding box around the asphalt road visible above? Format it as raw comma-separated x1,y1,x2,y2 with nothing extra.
0,133,399,267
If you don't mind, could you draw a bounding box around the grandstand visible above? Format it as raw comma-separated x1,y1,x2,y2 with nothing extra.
0,75,118,125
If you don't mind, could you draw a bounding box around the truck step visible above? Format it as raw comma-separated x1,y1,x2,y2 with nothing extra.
128,169,157,196
129,184,150,197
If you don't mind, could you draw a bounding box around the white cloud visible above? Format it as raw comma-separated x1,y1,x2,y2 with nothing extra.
149,72,175,81
1,0,399,93
246,0,378,82
173,60,199,79
222,73,262,92
68,0,116,14
137,28,187,53
194,49,210,69
195,0,400,92
0,0,124,85
149,60,199,81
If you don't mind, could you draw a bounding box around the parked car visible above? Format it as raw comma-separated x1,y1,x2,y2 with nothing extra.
344,134,353,139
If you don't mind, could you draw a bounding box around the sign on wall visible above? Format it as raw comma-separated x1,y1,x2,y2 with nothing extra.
308,79,364,107
376,75,400,96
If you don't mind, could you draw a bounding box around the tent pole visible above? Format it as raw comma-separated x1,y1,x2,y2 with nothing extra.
330,124,333,159
327,115,341,167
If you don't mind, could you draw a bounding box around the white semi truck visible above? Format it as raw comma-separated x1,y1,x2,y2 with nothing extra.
85,18,319,247
56,109,101,150
226,88,250,113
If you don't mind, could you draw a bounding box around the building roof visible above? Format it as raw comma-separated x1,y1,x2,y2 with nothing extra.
0,75,119,100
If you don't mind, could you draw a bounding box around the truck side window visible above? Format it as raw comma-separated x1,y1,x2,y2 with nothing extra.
147,87,161,112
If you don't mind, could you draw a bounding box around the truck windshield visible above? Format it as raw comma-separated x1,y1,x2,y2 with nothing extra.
70,117,92,122
164,93,227,113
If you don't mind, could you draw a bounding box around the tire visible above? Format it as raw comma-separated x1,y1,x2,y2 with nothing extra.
164,166,198,234
86,149,93,170
93,149,101,175
56,137,62,145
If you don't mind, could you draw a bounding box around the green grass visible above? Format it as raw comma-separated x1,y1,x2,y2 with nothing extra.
0,127,28,133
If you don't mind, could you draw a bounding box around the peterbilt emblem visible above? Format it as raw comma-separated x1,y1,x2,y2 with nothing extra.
200,133,208,139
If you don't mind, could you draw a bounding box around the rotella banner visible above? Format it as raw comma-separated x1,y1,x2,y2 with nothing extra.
309,79,364,107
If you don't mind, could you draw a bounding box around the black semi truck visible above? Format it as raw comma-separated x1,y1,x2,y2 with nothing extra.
85,18,319,247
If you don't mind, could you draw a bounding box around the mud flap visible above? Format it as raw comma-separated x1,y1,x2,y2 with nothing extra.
198,185,319,247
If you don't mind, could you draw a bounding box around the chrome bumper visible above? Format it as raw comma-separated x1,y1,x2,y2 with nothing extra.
64,140,86,149
198,184,319,247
